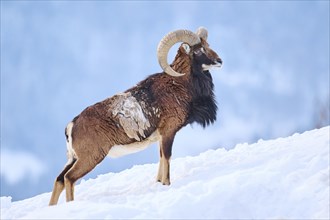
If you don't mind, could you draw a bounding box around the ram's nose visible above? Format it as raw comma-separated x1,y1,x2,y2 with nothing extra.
214,58,222,68
217,58,223,65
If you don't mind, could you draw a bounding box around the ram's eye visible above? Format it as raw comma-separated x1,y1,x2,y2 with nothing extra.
194,49,203,55
194,47,206,56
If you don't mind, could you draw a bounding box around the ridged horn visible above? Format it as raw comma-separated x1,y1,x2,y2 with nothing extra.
196,26,208,41
157,29,201,77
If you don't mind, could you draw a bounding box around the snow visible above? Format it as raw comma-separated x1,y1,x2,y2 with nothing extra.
1,126,329,219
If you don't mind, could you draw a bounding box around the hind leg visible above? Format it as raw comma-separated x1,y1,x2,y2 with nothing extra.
49,159,76,206
64,154,106,202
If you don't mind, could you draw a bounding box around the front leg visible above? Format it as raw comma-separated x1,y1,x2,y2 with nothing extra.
157,154,164,182
157,133,175,185
157,156,171,185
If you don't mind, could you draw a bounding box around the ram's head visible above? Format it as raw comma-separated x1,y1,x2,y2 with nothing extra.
157,27,222,77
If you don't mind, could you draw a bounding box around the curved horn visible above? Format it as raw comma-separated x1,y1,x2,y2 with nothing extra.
196,26,208,41
157,29,201,77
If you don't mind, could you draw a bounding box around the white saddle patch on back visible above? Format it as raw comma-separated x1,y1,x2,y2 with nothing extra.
111,92,151,141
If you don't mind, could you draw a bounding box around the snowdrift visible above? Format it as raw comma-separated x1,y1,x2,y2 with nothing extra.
1,126,329,219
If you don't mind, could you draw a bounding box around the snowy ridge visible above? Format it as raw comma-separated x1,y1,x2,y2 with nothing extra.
1,126,329,219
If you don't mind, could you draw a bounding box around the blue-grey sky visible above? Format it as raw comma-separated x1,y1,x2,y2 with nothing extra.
1,1,329,201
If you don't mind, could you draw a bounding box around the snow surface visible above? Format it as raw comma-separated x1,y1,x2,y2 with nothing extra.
1,126,329,219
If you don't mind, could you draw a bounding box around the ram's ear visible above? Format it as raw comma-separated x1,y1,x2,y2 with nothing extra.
181,43,190,54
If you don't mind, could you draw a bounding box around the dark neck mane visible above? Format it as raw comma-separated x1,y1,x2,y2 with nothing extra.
169,47,218,128
188,65,218,128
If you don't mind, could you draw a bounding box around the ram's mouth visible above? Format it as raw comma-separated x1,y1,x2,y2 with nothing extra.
213,62,222,68
202,62,222,71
